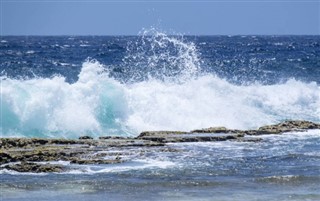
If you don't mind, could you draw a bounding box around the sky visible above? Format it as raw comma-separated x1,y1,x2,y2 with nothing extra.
1,0,319,35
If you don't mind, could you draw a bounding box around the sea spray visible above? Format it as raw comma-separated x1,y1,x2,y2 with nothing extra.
1,60,129,138
1,60,319,138
122,28,201,82
126,75,320,132
1,32,320,138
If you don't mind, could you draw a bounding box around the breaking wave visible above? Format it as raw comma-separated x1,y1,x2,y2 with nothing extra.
1,31,319,138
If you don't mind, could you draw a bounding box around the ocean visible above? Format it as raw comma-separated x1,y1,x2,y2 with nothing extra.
1,31,320,200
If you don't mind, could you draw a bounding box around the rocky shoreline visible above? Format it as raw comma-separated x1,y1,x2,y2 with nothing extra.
1,120,319,173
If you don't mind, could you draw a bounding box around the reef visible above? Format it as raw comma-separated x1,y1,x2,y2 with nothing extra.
0,120,319,173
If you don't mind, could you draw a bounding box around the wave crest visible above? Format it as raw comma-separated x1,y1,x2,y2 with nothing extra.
1,60,319,138
1,31,319,138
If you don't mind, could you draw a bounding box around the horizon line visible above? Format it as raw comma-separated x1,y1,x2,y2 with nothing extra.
1,34,319,37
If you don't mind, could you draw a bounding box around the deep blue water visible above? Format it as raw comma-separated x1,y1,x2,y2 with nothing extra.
1,35,320,84
1,33,320,200
1,33,319,138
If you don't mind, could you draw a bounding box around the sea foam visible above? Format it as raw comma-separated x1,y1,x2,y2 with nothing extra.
1,31,319,138
1,60,319,138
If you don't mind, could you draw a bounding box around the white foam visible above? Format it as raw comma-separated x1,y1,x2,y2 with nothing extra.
1,60,128,138
126,75,320,132
56,159,176,175
1,60,320,137
0,169,48,175
1,31,320,138
26,50,35,54
259,129,320,141
92,159,175,173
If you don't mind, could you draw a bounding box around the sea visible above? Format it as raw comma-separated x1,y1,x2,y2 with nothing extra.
1,30,320,200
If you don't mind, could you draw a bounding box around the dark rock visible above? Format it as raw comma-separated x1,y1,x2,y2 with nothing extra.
0,138,87,149
247,120,320,135
0,152,16,165
49,139,79,144
106,139,165,147
138,131,188,138
79,136,94,140
4,147,87,164
0,120,319,173
192,127,229,133
70,158,123,165
235,138,263,143
1,162,64,173
99,136,128,140
139,133,244,143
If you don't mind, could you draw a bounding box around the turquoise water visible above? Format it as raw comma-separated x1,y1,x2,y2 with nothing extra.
1,32,320,200
1,33,320,138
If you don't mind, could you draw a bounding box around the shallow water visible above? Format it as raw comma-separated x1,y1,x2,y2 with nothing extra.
1,130,319,201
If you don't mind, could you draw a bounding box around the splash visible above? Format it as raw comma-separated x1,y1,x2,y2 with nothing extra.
1,31,320,138
121,28,201,82
126,76,320,132
1,60,129,138
1,60,319,138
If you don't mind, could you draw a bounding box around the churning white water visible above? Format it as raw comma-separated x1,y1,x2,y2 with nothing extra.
1,60,319,138
1,31,319,138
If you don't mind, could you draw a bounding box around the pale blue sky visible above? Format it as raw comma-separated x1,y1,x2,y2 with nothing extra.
1,0,319,35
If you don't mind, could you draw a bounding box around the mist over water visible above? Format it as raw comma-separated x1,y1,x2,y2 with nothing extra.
1,31,320,138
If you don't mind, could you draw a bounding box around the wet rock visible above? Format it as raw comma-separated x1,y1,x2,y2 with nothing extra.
191,127,237,133
0,138,88,149
15,150,62,162
49,139,79,144
79,136,94,140
0,152,16,165
138,131,188,138
137,120,320,142
0,120,319,173
247,120,320,135
70,158,123,165
105,139,165,147
1,162,64,173
1,147,87,165
0,138,48,149
234,138,263,143
139,132,244,143
99,136,128,140
0,138,99,150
